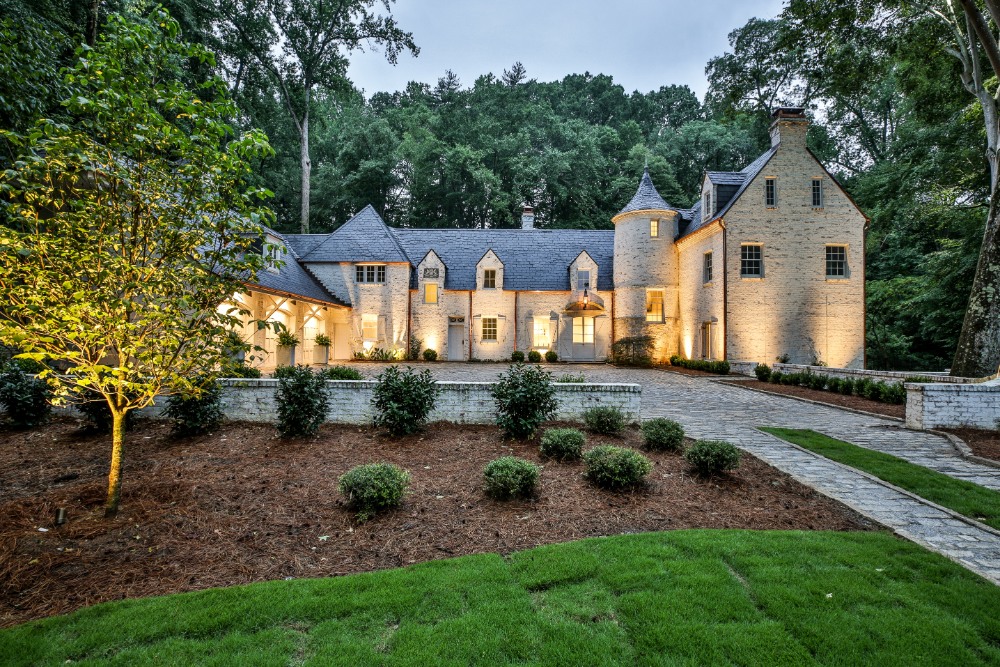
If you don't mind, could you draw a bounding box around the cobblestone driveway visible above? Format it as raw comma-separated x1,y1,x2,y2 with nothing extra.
350,362,1000,584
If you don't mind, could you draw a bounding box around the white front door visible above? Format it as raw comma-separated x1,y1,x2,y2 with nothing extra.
448,321,465,360
571,317,596,361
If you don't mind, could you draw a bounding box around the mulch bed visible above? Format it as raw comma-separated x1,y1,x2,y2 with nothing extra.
0,418,875,628
734,380,905,419
942,427,1000,463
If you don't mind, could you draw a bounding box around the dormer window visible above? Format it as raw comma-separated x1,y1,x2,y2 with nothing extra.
577,270,591,290
702,189,710,222
264,242,281,273
356,265,386,283
483,269,497,289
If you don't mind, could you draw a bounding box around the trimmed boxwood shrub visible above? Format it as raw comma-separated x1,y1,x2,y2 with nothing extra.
423,349,438,361
164,378,223,437
806,374,827,391
527,350,542,363
854,377,874,398
670,357,731,374
545,350,558,363
511,350,525,362
641,418,684,452
221,361,262,378
539,428,585,461
769,371,784,384
483,456,541,499
0,364,51,429
839,378,855,395
583,445,652,490
883,382,907,405
371,366,440,436
320,365,364,380
276,366,328,437
684,440,741,476
339,463,410,521
491,363,557,439
826,377,843,393
583,405,627,435
754,363,772,382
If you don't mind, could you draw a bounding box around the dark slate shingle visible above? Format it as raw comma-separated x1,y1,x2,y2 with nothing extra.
247,227,346,306
301,205,409,263
616,168,676,216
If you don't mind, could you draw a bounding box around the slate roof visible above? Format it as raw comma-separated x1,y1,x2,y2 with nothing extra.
705,171,747,186
394,229,615,291
245,227,346,306
616,167,676,216
300,205,409,263
282,234,326,258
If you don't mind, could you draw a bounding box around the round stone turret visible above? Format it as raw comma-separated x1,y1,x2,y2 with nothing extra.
612,169,680,361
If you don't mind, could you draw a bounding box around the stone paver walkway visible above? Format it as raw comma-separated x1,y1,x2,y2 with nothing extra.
350,362,1000,583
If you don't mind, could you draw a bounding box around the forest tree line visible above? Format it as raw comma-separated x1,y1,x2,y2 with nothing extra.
0,0,994,372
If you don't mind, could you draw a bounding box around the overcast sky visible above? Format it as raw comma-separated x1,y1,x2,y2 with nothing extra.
346,0,787,101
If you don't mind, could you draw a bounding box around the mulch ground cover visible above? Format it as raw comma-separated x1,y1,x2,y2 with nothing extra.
942,427,1000,463
735,380,904,419
0,417,875,628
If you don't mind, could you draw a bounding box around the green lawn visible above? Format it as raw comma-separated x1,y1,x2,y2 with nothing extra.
761,427,1000,531
3,530,1000,665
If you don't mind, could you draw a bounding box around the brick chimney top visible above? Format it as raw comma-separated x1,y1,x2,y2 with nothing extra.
771,107,806,120
521,205,535,230
769,108,809,147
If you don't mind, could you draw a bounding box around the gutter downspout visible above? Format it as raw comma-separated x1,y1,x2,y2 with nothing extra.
721,219,728,361
406,287,413,360
468,291,473,360
514,291,519,352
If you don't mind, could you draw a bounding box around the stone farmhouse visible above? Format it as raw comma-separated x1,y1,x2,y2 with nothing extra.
230,108,868,371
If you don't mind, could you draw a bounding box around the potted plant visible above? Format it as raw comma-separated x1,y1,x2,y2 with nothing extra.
313,333,331,365
276,330,299,367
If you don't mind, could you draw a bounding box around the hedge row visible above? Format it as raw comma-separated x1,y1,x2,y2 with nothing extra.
669,356,731,375
753,364,908,405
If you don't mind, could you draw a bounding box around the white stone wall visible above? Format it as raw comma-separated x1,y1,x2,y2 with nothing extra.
905,379,1000,429
723,119,866,368
137,379,642,425
733,361,975,384
677,229,725,360
469,251,516,360
410,251,469,360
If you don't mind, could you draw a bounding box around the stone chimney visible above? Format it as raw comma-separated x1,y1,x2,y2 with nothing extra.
521,205,535,230
769,107,808,148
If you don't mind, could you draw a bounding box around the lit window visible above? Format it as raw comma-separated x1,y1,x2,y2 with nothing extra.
362,314,378,340
533,317,550,348
482,317,498,341
483,269,497,289
577,270,591,290
703,252,713,284
646,290,664,322
573,317,594,344
765,178,776,207
812,179,824,207
741,245,763,278
424,283,438,304
355,265,386,283
826,245,848,278
650,219,659,237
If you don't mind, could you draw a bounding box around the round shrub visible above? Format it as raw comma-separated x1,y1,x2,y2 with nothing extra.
511,350,525,362
769,371,783,384
583,445,652,490
338,463,410,521
484,456,541,499
865,381,886,402
0,365,52,429
422,348,438,362
854,378,874,398
320,365,364,380
545,350,558,363
491,363,557,439
826,378,843,393
371,366,440,436
527,350,542,363
164,378,223,437
221,362,262,378
883,382,907,405
539,428,585,461
276,365,328,437
684,440,741,476
754,363,772,382
583,405,627,435
840,378,855,395
641,418,684,452
806,374,827,391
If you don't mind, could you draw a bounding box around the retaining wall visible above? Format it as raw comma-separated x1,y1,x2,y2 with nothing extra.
730,360,973,384
905,379,1000,430
138,379,642,425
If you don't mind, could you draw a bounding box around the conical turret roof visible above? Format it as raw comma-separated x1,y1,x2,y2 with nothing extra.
616,168,676,217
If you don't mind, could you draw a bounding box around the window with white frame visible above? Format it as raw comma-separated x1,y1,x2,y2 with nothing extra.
650,219,659,237
702,189,710,221
355,265,386,283
573,317,594,344
483,269,497,289
741,244,763,278
577,269,591,290
826,245,848,278
424,283,438,303
812,178,824,208
703,252,713,284
264,242,281,273
361,314,378,341
482,317,498,341
533,317,550,348
646,290,664,322
765,178,776,207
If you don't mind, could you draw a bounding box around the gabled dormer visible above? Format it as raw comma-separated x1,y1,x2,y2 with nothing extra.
569,250,599,293
417,249,445,305
476,249,504,290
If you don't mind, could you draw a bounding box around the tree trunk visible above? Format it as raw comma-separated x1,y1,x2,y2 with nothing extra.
86,0,100,47
951,186,1000,377
300,88,311,234
104,408,125,518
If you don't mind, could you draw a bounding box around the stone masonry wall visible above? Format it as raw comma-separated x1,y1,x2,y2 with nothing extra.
905,379,1000,429
137,379,642,425
730,361,976,384
677,229,725,360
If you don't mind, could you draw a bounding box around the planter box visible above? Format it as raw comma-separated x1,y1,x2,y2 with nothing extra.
313,345,329,365
276,345,296,367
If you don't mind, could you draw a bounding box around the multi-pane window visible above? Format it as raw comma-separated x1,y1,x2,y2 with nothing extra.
826,245,848,278
362,314,378,340
355,265,386,283
645,290,664,322
703,252,713,284
533,317,550,348
265,243,281,273
573,317,594,344
483,269,497,289
650,219,659,237
741,244,763,278
578,270,591,290
702,190,710,221
765,178,776,207
812,179,824,208
424,283,438,304
482,317,498,341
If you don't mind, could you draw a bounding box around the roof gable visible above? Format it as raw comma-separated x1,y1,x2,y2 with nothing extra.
302,205,409,263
